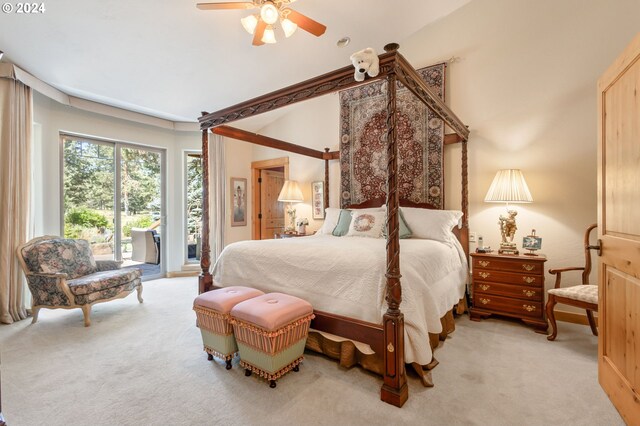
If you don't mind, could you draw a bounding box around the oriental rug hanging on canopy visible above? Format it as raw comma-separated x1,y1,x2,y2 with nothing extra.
339,63,446,209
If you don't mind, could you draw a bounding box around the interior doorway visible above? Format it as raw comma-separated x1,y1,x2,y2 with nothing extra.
251,157,289,240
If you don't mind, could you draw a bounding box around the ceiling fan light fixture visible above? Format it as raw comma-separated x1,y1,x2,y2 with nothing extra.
261,25,277,44
260,2,279,25
281,18,297,38
240,14,258,34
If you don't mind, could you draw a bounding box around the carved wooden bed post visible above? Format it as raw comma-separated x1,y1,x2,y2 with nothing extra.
199,114,213,294
380,43,408,407
324,148,330,209
461,139,470,258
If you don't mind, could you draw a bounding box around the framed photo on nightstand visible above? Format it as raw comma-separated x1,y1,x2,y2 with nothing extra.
523,229,542,255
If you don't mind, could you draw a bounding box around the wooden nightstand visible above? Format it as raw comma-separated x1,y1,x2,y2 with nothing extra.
469,252,548,333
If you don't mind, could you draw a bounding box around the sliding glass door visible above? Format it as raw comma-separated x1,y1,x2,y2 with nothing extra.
62,135,166,279
62,138,116,260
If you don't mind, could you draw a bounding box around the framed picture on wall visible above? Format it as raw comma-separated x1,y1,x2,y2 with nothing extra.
230,177,247,227
312,181,325,219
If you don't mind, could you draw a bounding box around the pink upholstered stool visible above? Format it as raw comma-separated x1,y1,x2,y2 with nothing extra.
230,292,314,388
193,286,264,369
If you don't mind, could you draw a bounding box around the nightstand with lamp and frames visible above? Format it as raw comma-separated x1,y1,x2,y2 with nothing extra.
469,169,548,333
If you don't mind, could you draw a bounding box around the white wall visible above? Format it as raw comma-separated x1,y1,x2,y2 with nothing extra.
32,92,201,273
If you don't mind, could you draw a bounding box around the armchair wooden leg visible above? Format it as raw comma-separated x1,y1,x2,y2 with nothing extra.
31,306,40,324
81,305,92,327
546,295,558,341
136,284,144,303
586,309,598,336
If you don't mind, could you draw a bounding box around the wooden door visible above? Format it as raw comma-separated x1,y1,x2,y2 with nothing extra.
597,32,640,425
259,170,285,239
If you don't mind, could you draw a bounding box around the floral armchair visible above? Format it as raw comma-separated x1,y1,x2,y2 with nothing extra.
17,236,143,327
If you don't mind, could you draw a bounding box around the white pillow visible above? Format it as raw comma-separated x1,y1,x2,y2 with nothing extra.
346,210,386,238
317,208,341,235
401,207,463,242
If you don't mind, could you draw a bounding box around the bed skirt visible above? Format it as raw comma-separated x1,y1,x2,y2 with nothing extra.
304,299,465,387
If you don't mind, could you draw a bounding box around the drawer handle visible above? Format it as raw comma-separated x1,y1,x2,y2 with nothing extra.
479,272,490,279
522,276,536,284
522,289,536,297
479,298,491,305
479,261,490,267
523,304,536,312
522,264,535,271
479,284,490,291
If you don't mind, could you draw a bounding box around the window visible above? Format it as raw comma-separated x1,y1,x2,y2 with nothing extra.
185,151,202,263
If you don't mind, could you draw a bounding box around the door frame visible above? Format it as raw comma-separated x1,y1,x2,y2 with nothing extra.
250,157,289,240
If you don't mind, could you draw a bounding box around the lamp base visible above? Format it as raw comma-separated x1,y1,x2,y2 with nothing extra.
498,242,519,255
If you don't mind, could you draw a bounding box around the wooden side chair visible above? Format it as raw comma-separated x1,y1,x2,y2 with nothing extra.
546,224,599,341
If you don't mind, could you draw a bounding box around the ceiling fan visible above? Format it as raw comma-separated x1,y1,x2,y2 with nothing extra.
196,0,327,46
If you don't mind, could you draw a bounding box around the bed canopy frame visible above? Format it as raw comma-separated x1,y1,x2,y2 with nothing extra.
198,43,469,407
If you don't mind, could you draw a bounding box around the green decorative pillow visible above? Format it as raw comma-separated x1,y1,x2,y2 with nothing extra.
382,209,413,239
332,209,352,236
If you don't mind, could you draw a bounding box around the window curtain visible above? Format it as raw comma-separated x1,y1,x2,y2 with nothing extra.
0,69,32,324
208,134,226,263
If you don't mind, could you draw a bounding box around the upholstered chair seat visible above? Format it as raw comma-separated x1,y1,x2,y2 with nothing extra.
17,236,143,326
547,285,598,305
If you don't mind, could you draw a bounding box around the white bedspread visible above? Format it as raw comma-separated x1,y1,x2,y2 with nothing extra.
212,234,467,365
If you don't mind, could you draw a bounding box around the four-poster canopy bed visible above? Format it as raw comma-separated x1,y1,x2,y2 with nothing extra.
197,43,469,407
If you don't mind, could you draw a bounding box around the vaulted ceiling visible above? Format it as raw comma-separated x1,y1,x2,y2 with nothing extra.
0,0,470,122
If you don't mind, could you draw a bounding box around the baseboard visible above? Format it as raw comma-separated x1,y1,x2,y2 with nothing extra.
554,310,597,325
166,270,199,278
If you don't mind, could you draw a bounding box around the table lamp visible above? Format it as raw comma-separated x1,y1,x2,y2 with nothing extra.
278,180,304,233
484,169,533,255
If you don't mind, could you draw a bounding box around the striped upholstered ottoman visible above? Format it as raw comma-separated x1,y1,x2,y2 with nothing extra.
230,293,314,388
193,286,264,369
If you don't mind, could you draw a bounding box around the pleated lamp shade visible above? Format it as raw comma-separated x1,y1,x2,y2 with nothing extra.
484,169,533,203
278,180,304,203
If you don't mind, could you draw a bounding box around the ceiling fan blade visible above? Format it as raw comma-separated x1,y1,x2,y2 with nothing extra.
196,2,256,10
284,9,326,37
252,18,267,46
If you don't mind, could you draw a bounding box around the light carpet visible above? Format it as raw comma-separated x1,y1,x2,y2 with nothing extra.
0,277,622,425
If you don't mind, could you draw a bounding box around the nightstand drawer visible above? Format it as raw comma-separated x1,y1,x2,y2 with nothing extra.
472,269,542,287
473,294,542,318
474,281,543,301
472,257,543,274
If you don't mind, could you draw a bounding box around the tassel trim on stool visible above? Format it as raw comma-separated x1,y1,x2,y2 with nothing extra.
203,344,236,361
240,356,304,381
